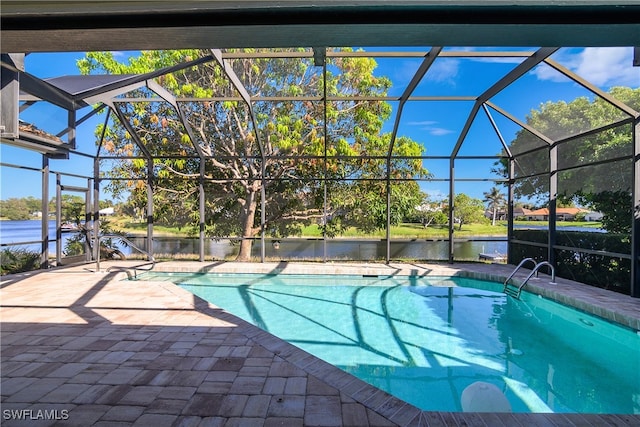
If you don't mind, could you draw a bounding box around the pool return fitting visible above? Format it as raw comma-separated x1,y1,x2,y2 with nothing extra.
503,258,556,299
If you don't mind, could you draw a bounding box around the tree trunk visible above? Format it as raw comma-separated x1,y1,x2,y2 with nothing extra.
492,207,497,226
236,191,258,261
237,238,253,261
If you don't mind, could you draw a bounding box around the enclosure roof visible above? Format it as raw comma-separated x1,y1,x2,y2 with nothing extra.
43,75,141,97
2,1,640,52
13,72,151,111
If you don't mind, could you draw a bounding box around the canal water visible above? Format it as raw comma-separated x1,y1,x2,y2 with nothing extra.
0,220,79,255
1,220,506,261
136,236,508,261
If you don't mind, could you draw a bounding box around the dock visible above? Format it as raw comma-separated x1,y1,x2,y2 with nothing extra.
479,253,507,262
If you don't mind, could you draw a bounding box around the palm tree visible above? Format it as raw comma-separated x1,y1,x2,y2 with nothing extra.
483,187,506,226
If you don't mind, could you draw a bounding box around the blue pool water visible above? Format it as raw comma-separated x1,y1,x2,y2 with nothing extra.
139,272,640,413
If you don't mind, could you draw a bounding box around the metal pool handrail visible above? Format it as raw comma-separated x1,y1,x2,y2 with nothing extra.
527,261,556,285
96,234,155,275
503,258,536,290
505,259,556,299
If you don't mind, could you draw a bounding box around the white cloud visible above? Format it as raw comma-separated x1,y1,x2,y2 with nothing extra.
531,63,572,83
573,47,639,87
392,58,461,88
423,189,447,201
446,46,534,64
425,58,460,85
393,59,423,86
534,47,640,88
429,127,455,136
474,57,525,64
408,120,438,126
407,120,454,136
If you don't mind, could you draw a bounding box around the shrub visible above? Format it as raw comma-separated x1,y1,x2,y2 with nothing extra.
0,247,40,275
510,229,631,295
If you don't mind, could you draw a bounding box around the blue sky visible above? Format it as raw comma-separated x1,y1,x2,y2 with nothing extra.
1,47,638,205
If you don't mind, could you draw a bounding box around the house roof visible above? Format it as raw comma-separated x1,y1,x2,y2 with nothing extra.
527,207,589,216
513,207,532,214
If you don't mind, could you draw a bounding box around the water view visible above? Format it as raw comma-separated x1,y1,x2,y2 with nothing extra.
2,219,606,261
1,220,507,261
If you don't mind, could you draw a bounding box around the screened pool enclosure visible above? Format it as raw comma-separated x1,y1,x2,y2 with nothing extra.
1,46,639,296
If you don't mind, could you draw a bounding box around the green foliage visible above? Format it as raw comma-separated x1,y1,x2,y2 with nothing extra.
483,187,505,226
496,87,639,234
576,190,631,234
64,234,85,257
0,247,40,275
0,197,41,220
405,208,449,228
320,135,429,237
452,193,487,230
51,194,86,224
0,197,117,221
573,211,587,222
511,229,630,295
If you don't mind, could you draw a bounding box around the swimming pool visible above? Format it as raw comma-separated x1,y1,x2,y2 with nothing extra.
139,272,640,413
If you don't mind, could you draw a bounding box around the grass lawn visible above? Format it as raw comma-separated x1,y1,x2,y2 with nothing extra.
298,223,507,239
276,221,601,239
109,216,602,239
107,217,192,236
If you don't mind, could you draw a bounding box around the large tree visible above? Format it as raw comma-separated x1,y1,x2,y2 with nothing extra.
80,49,429,260
0,197,40,220
497,87,639,233
451,193,487,230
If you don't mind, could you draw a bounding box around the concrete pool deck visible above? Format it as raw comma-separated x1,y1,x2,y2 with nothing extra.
1,260,639,426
